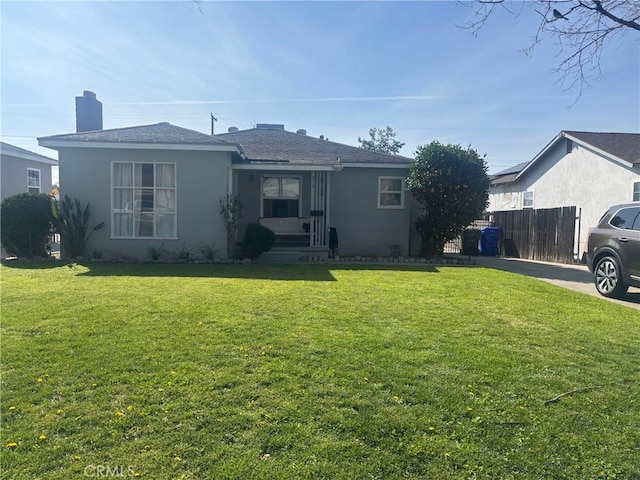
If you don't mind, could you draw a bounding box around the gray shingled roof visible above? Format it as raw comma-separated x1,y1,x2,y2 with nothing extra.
215,127,412,165
1,141,57,164
564,131,640,165
38,122,235,147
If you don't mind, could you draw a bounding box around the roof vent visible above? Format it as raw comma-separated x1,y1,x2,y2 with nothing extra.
296,129,307,135
228,126,239,133
256,123,285,130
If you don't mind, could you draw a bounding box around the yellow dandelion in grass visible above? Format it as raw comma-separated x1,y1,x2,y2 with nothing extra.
37,378,44,383
56,409,64,415
126,405,133,412
444,452,451,458
428,426,435,431
466,406,473,412
8,406,16,411
74,455,81,461
174,456,182,462
6,442,18,449
115,411,125,417
38,435,47,441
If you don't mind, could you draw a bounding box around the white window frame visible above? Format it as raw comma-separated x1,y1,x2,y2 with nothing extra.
378,176,405,209
633,180,640,202
522,190,534,209
260,175,302,218
111,162,177,239
27,167,41,194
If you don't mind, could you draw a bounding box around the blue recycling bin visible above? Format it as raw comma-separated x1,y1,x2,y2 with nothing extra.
479,227,501,256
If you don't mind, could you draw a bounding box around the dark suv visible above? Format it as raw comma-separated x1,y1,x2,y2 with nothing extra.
586,204,640,298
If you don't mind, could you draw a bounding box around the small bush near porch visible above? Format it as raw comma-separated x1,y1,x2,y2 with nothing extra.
1,263,639,479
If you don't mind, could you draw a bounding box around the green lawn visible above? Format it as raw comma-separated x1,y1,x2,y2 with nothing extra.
1,262,639,479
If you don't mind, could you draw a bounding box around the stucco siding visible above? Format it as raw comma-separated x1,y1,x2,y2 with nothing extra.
57,147,231,259
1,154,54,201
330,167,412,256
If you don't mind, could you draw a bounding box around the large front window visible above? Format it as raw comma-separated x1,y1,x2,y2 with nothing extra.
262,176,300,218
112,162,176,238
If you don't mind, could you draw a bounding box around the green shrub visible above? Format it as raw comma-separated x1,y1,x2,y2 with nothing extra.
242,223,275,260
52,195,105,259
0,193,53,258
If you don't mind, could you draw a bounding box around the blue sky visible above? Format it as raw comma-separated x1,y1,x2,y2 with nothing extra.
2,0,638,178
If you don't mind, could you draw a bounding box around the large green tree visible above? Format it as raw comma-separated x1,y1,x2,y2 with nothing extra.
407,141,490,258
357,126,405,155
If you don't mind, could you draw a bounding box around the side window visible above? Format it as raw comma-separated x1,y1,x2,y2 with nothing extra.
378,177,405,209
27,168,41,193
609,207,640,230
633,181,640,202
522,191,534,208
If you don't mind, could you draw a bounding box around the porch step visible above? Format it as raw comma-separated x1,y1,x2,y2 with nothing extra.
273,234,310,248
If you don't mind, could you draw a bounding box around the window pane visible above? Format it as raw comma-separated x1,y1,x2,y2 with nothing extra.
156,164,175,187
114,188,133,210
135,164,154,187
262,177,280,198
610,208,640,230
135,213,154,237
263,199,298,218
135,189,154,212
28,169,40,188
523,191,534,207
28,187,40,194
156,214,176,237
380,193,401,206
634,182,640,202
156,189,175,211
281,178,300,198
113,163,133,186
114,213,133,236
381,178,402,192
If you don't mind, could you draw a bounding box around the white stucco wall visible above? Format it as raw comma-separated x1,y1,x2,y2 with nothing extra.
488,138,640,258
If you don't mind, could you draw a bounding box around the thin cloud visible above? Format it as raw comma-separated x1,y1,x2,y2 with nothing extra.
111,95,450,106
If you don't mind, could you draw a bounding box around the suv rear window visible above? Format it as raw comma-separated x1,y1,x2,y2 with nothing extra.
609,207,640,230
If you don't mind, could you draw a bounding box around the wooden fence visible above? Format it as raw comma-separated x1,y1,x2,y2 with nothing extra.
492,206,577,264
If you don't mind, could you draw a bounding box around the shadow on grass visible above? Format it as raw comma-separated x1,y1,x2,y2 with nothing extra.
1,260,439,281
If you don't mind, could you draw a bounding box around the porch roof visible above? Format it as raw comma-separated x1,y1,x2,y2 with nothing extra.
216,127,413,166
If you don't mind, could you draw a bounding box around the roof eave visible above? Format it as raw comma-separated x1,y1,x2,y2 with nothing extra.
562,132,635,169
37,139,239,153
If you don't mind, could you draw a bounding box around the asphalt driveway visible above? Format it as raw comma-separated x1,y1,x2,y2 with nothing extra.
475,256,640,310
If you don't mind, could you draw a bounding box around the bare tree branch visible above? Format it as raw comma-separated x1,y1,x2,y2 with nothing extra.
460,0,640,101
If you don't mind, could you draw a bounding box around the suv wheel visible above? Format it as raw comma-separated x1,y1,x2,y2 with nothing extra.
594,256,627,298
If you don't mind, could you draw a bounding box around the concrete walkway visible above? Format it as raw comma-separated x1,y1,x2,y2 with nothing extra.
474,256,640,310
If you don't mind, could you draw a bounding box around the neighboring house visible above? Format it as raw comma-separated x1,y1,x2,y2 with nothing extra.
0,142,58,257
1,142,57,201
488,130,640,259
38,92,417,260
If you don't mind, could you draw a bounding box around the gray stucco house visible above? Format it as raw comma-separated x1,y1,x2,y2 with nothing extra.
1,142,58,257
38,93,417,261
1,141,57,201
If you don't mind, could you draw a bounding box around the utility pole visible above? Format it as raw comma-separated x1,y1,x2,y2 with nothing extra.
210,113,218,135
